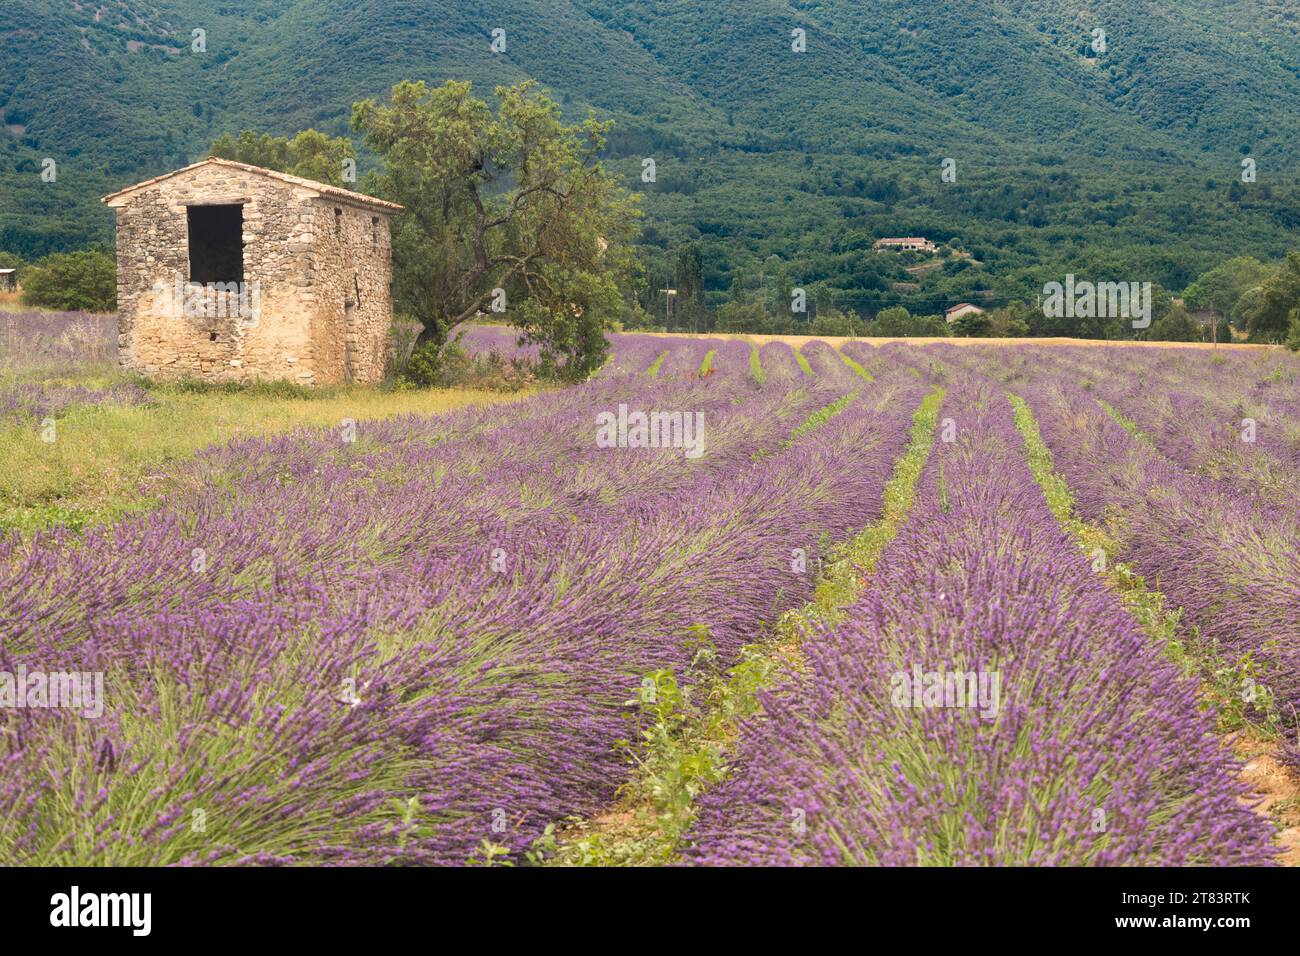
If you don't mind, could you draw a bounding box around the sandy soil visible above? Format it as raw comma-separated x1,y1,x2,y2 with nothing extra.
1236,740,1300,865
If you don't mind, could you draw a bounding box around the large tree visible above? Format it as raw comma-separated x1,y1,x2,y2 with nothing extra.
351,79,640,377
1240,252,1300,343
1182,256,1272,324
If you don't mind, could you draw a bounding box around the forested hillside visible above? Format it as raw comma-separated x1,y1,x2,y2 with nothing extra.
4,0,1300,315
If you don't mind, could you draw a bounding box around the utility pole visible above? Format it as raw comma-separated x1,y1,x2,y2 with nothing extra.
660,287,677,330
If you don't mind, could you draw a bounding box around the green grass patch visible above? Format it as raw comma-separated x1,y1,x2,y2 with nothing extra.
646,350,668,378
748,343,766,384
0,379,519,535
783,392,856,448
793,347,813,376
838,350,874,381
698,349,717,376
1097,398,1155,448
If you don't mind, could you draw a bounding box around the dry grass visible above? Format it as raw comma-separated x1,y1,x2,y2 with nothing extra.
0,382,521,534
626,329,1277,352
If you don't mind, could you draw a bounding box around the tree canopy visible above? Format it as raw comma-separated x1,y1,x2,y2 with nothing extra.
210,130,356,187
352,79,641,378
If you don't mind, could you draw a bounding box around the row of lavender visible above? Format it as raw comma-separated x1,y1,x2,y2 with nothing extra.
458,324,865,386
1005,345,1300,511
0,336,924,864
686,370,1275,865
0,312,119,378
1011,369,1300,766
924,344,1300,764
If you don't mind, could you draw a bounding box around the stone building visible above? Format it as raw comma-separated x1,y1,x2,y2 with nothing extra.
102,157,403,385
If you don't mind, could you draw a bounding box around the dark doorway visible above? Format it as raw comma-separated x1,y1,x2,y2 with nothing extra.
187,204,244,284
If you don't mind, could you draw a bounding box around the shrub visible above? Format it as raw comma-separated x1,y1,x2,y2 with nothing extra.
21,250,116,313
401,340,535,391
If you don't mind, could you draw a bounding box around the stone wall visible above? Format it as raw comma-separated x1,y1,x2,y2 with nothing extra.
308,197,395,385
108,162,395,386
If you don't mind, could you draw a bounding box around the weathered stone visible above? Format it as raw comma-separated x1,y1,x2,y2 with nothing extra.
103,157,401,386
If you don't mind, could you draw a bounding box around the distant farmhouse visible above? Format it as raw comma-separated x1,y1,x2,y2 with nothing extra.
0,269,16,292
102,157,403,386
945,303,985,323
873,237,937,253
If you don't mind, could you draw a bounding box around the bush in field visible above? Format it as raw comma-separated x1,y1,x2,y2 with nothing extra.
950,311,993,337
808,308,858,337
1287,310,1300,351
402,339,535,391
869,307,950,338
1149,305,1201,342
21,250,116,313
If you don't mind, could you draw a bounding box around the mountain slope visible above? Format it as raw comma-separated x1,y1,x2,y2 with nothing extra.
2,0,1299,300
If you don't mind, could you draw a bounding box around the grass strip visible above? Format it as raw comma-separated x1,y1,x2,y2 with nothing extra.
793,347,814,376
1009,392,1278,737
838,350,873,381
698,349,717,376
748,343,766,384
542,386,945,866
646,350,668,378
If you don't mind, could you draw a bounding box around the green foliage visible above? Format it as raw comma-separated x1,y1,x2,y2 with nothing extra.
20,250,115,312
1149,305,1201,342
10,0,1300,342
352,79,640,380
870,306,949,337
210,129,356,185
1241,252,1300,343
715,301,770,334
1182,256,1272,322
0,251,24,276
951,311,993,338
401,338,535,391
808,307,858,336
872,306,912,336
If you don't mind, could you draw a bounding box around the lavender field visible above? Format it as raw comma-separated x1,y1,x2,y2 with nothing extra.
2,326,1299,866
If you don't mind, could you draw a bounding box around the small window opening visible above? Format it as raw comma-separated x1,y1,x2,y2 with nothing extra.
335,207,343,238
209,331,218,343
371,216,379,249
187,204,244,284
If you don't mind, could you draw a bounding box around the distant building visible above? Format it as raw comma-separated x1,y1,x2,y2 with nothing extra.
102,157,403,386
873,237,936,253
0,269,16,292
945,303,985,323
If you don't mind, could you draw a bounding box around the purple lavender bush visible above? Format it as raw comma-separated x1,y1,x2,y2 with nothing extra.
685,374,1275,865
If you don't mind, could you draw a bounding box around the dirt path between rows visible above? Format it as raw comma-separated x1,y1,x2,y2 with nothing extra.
1236,737,1300,865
